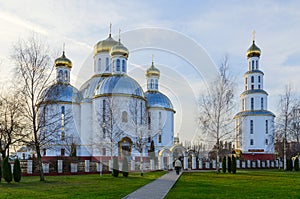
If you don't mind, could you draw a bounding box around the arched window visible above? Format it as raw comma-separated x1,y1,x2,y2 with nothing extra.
251,76,254,83
122,60,126,72
148,112,151,130
102,100,106,136
155,79,158,90
252,60,254,70
158,134,162,143
64,71,68,81
261,98,263,110
150,79,154,89
258,76,261,83
61,106,65,128
98,58,101,72
265,120,268,134
116,59,120,71
250,139,254,145
251,98,254,110
122,111,128,123
256,60,259,69
106,57,109,71
250,120,253,134
58,70,63,81
265,139,268,145
140,102,143,125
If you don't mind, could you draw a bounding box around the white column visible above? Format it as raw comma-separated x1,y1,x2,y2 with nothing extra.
58,160,63,173
271,161,275,168
212,160,216,169
199,159,203,169
158,156,163,170
236,160,240,169
192,156,196,169
42,163,49,173
205,162,210,169
150,159,155,171
262,161,265,168
10,164,14,174
247,160,251,168
266,160,270,168
279,161,283,168
275,160,279,168
109,160,112,172
242,161,246,168
257,160,261,168
27,160,33,174
169,156,174,170
71,163,78,173
131,159,135,171
183,156,188,170
252,161,256,168
85,160,90,172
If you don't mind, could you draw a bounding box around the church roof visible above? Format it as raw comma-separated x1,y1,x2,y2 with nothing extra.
42,83,81,104
234,110,275,119
79,75,108,102
145,91,174,112
94,75,144,98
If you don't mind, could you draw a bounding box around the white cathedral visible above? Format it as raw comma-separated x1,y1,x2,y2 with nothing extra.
234,36,275,160
41,31,175,159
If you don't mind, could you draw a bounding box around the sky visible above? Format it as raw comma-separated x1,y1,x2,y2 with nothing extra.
0,0,299,145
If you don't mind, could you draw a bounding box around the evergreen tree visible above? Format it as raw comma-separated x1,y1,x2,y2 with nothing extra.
122,157,129,177
294,157,299,171
0,159,2,182
231,155,237,174
112,156,119,177
3,157,12,183
13,158,21,182
227,156,232,173
222,156,226,173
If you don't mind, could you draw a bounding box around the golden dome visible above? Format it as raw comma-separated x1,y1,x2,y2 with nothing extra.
93,34,119,55
55,51,72,68
110,42,129,58
146,61,160,77
246,41,261,58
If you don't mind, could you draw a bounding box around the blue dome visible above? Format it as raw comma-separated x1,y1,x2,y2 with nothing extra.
43,83,81,103
145,91,174,112
95,75,144,98
80,75,107,102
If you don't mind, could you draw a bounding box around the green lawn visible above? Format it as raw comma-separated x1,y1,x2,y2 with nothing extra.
0,171,166,199
166,170,300,199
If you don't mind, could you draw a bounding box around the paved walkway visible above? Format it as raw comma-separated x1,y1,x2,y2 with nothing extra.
123,170,181,199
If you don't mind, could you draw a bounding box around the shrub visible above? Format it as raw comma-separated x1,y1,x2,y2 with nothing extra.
122,157,129,177
231,155,237,174
227,156,232,173
112,157,119,177
286,158,293,171
222,156,226,173
294,157,299,171
13,158,22,182
3,157,12,183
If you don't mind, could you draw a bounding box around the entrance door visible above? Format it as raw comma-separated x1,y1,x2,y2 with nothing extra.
118,137,132,156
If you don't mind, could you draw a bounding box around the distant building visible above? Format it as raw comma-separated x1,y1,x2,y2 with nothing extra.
234,35,275,160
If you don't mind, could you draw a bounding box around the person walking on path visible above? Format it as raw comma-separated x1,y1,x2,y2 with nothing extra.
174,158,182,175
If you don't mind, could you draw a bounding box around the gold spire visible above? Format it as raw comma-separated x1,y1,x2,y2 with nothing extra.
109,23,112,37
252,30,256,43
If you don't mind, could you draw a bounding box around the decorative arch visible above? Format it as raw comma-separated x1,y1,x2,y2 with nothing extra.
118,137,132,156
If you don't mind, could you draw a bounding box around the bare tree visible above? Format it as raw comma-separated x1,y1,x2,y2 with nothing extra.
94,97,123,170
129,98,148,176
198,57,235,172
0,86,28,159
12,35,56,181
276,85,298,170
